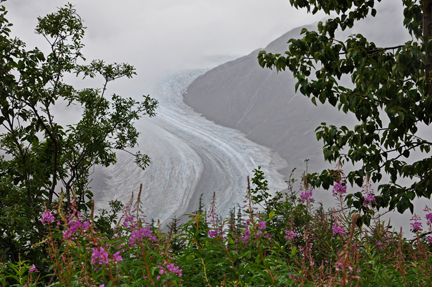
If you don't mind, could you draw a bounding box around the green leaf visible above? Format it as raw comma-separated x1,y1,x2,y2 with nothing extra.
268,210,275,219
311,97,317,106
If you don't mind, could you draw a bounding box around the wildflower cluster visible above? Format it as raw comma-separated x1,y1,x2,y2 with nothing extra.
285,230,298,241
4,167,432,286
410,214,423,233
157,263,183,280
40,211,55,225
332,224,346,236
299,174,314,205
91,247,110,266
129,226,156,246
63,218,90,240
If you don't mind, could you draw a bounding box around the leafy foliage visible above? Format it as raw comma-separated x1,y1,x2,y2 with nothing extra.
258,0,432,215
0,0,157,273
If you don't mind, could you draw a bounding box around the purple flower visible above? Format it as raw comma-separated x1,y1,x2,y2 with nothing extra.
62,219,88,240
158,263,182,278
258,221,266,230
426,213,432,225
240,229,251,244
156,276,161,280
333,183,347,195
123,216,136,229
285,230,298,241
41,211,55,225
83,221,90,230
411,221,422,232
29,264,37,273
129,226,155,247
167,264,182,277
112,251,122,263
299,189,314,204
91,247,110,266
158,265,166,275
332,224,346,236
377,241,383,246
69,221,82,233
410,214,423,232
208,230,218,238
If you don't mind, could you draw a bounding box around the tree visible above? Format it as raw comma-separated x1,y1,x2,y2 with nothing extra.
258,0,432,219
0,0,157,269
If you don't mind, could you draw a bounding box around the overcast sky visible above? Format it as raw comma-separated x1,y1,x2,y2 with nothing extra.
3,0,330,90
3,1,405,93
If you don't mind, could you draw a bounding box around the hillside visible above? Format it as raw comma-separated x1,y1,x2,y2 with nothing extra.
183,24,355,176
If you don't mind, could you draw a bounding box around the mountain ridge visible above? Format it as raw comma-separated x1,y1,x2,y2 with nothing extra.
183,23,354,177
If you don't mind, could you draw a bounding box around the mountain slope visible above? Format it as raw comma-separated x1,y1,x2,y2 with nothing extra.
183,24,354,176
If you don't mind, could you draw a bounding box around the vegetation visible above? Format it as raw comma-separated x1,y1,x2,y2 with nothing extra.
2,0,432,286
2,166,432,286
259,0,432,220
0,0,157,277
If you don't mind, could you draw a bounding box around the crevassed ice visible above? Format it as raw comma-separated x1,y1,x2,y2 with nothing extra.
92,69,287,226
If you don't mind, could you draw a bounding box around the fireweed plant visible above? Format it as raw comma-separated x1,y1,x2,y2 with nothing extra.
2,165,432,286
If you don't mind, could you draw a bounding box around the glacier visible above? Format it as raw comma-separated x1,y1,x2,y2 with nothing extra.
90,69,288,226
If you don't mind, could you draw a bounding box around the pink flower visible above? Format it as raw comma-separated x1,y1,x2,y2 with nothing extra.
129,226,155,247
299,189,314,204
410,214,423,232
426,213,432,225
285,230,298,241
158,265,166,275
68,220,82,234
333,182,347,195
158,263,182,278
112,251,122,263
240,229,251,243
377,241,383,246
62,219,88,240
41,211,55,225
123,216,136,229
411,221,422,232
332,224,346,236
83,221,90,230
91,247,109,266
258,221,266,230
208,230,218,238
29,264,37,273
